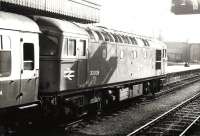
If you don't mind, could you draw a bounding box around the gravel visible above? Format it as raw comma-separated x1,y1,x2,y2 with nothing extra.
72,81,200,136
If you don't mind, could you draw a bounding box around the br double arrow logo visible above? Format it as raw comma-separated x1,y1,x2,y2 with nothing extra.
64,70,75,80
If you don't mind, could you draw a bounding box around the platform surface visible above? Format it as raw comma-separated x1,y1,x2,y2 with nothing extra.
166,64,200,74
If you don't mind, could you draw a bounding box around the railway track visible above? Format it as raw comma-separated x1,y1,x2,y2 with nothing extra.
1,75,200,136
127,92,200,136
157,74,200,96
59,76,200,135
62,76,200,135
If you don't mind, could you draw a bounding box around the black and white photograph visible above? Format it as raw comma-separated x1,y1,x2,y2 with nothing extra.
1,0,200,135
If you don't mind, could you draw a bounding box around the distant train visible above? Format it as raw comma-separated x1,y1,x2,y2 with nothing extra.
0,11,167,118
171,0,200,14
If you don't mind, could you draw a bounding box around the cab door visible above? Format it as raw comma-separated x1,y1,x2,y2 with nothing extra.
77,39,88,88
20,33,39,105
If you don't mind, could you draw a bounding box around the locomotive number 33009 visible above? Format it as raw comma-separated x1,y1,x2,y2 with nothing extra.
90,70,100,76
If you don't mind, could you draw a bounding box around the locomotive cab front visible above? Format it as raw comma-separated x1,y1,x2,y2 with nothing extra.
34,16,89,95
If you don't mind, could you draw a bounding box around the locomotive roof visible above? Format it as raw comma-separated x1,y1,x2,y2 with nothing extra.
0,11,40,33
32,16,166,49
79,24,166,49
33,16,88,36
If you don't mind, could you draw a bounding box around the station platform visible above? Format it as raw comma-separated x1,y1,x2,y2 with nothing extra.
166,64,200,74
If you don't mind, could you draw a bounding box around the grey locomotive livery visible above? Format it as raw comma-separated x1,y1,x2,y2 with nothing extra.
0,11,167,117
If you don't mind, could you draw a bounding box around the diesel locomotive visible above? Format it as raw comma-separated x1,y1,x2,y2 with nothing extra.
0,11,167,117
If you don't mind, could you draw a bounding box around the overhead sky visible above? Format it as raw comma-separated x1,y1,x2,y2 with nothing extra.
99,0,200,42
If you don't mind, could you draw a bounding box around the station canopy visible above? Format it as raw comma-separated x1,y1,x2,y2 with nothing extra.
171,0,200,15
0,0,100,23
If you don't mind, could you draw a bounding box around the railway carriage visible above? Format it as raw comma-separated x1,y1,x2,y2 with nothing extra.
33,16,167,116
0,12,40,110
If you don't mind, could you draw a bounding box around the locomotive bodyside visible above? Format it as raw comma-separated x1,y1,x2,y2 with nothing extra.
83,28,167,87
0,12,40,109
35,16,167,116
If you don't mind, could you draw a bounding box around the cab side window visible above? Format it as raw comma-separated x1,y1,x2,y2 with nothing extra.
63,38,77,57
0,35,11,77
39,34,58,56
23,43,34,70
156,50,161,70
79,40,86,56
68,39,76,56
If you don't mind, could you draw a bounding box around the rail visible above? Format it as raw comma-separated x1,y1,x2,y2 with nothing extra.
127,91,200,136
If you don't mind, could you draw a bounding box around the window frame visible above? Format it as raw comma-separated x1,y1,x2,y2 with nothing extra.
62,37,88,59
78,39,87,58
23,43,35,71
0,35,12,77
39,33,59,57
63,38,77,58
156,49,162,70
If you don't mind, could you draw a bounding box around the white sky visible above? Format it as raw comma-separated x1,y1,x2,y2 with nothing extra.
99,0,200,42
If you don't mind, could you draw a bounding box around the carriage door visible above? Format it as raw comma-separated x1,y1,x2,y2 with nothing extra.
20,33,38,105
77,39,88,88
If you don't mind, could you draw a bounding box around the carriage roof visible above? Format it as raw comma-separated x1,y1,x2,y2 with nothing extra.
0,11,40,33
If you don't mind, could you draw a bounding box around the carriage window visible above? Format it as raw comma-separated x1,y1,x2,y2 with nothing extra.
23,43,34,70
68,39,76,56
79,40,86,56
2,36,11,50
39,34,58,56
0,35,11,77
0,51,11,76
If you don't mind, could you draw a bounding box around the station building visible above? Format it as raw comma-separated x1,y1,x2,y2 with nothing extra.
165,41,200,64
0,0,100,23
